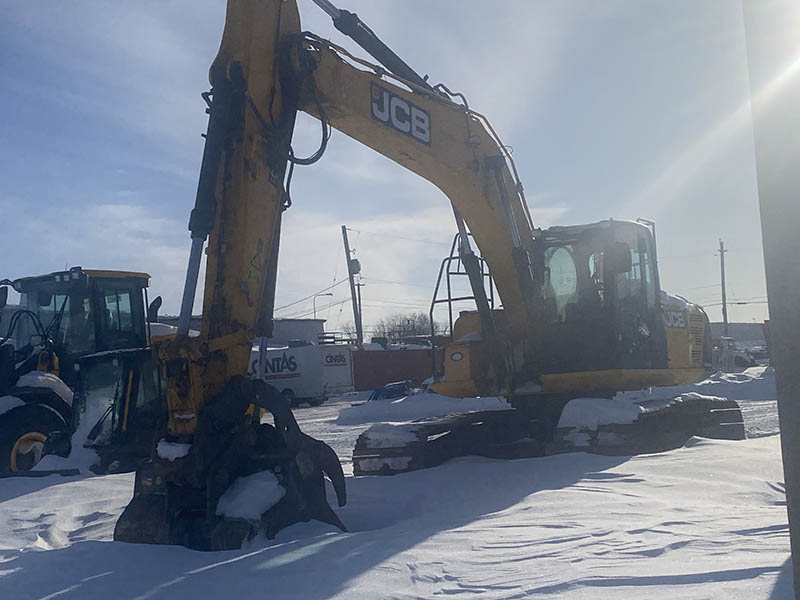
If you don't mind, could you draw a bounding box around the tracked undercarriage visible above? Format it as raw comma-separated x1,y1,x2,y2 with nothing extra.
352,393,745,476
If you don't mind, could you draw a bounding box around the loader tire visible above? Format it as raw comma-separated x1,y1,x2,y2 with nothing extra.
0,406,66,474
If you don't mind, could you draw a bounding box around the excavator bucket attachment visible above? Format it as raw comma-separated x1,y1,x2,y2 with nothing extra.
115,377,345,550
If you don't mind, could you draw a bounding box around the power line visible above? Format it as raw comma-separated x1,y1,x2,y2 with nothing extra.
658,253,716,261
282,297,351,319
346,228,451,248
703,300,768,307
274,279,348,313
361,277,433,289
668,284,720,293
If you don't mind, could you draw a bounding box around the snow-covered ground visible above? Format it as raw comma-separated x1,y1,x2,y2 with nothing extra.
0,367,790,599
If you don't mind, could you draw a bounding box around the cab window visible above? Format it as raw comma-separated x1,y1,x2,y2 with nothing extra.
544,246,578,321
103,290,133,333
615,235,657,306
19,291,94,355
98,287,143,350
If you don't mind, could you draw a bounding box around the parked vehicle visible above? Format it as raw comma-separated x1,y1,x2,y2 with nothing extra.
0,268,164,474
368,380,414,402
249,340,326,406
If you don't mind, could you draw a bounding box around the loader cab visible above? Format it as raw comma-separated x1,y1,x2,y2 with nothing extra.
11,268,151,387
0,268,163,474
538,220,668,374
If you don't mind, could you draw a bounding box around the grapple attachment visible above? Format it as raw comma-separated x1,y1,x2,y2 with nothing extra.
114,376,345,551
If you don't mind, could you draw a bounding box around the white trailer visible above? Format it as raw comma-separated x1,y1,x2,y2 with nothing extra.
249,341,325,406
320,344,355,396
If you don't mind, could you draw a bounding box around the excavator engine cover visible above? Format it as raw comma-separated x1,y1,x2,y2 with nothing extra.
114,376,346,551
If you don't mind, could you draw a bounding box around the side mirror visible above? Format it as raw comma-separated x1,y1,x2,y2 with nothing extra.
604,241,632,276
0,286,7,310
147,296,162,323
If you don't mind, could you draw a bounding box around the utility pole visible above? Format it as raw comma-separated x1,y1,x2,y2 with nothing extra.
718,239,729,336
743,1,800,596
341,225,363,347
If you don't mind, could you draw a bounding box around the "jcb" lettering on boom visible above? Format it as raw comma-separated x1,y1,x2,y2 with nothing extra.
370,84,430,145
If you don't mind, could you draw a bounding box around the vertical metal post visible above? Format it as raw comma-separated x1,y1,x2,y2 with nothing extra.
341,225,363,348
356,282,364,341
719,239,729,336
177,236,205,338
743,1,800,596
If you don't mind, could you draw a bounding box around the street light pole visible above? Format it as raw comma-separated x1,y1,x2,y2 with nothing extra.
313,292,333,319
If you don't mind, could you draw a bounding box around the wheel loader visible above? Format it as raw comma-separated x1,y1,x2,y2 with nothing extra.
110,0,742,550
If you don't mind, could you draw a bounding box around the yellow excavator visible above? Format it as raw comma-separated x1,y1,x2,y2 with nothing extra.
114,0,741,549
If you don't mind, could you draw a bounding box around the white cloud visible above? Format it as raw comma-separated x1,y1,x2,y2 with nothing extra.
16,203,195,314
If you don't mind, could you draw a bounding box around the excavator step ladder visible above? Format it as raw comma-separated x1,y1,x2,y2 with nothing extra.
428,232,495,376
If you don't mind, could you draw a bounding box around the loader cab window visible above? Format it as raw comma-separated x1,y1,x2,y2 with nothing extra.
103,290,133,333
98,287,143,350
19,290,94,355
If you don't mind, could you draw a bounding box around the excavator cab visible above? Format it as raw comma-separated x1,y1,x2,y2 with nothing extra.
538,220,668,376
433,220,708,398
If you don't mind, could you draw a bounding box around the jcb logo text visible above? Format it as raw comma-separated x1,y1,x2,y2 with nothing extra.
371,84,430,145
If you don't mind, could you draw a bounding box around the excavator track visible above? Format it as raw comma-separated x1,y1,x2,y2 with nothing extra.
353,409,552,476
352,394,745,476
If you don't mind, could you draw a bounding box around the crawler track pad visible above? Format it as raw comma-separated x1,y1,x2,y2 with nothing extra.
353,410,550,476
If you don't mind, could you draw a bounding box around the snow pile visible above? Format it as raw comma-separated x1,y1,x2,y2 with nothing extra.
358,423,420,449
216,470,286,520
558,366,775,433
558,397,642,429
0,473,132,552
336,392,510,425
0,435,789,599
0,395,25,418
156,439,191,462
33,385,118,474
15,370,74,405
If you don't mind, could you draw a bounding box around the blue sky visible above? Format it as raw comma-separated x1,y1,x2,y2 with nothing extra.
1,0,768,331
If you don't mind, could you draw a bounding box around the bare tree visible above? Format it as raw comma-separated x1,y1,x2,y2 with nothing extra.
372,312,442,342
